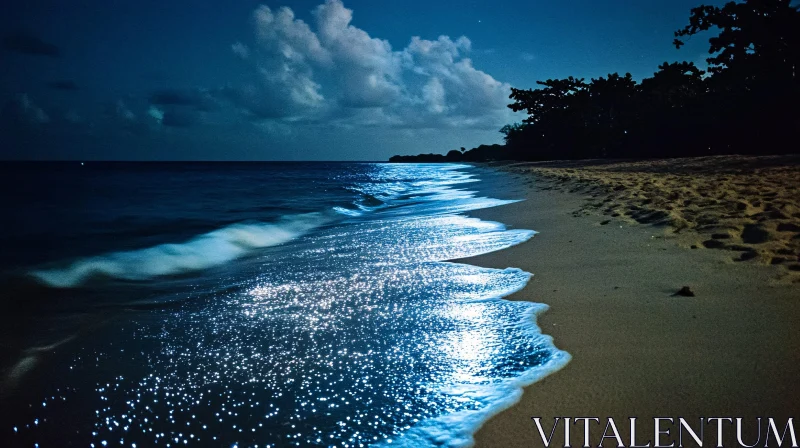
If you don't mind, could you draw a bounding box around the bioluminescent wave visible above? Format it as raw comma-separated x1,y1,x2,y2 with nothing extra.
30,213,329,288
4,163,569,448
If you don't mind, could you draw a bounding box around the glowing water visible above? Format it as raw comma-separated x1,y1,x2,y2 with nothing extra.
31,214,328,287
7,163,569,448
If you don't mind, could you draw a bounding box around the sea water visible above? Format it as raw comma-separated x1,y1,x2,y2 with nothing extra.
0,162,569,447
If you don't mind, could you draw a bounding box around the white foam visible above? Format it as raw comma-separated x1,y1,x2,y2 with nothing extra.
332,206,363,217
379,301,571,448
31,213,328,288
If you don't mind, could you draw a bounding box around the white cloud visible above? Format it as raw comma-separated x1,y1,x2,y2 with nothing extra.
224,5,329,119
148,105,165,124
312,0,402,108
400,35,512,126
231,0,514,128
422,77,446,114
253,5,330,65
403,35,472,76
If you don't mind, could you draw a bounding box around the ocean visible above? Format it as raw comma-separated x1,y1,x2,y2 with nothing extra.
0,162,569,447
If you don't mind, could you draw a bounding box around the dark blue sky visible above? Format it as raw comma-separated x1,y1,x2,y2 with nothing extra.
1,0,723,160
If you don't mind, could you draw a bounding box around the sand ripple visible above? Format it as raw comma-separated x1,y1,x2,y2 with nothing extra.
507,155,800,281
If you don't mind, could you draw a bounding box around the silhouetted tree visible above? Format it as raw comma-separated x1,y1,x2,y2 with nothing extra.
674,0,800,85
640,62,706,108
499,123,525,142
672,0,800,155
496,0,800,161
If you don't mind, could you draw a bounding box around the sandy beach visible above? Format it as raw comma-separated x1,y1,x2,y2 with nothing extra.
463,156,800,447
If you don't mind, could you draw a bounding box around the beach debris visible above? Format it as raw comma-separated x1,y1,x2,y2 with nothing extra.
674,286,695,297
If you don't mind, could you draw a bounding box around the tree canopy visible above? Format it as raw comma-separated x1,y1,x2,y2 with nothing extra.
501,0,800,161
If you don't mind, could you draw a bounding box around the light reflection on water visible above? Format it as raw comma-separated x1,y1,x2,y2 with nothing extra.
6,164,569,448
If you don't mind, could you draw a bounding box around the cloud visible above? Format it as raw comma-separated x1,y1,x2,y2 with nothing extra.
149,88,222,114
100,99,157,134
229,0,514,128
147,106,165,125
422,77,446,114
398,34,511,126
218,82,322,120
253,5,331,66
2,32,60,57
403,35,472,74
220,4,330,119
312,0,402,108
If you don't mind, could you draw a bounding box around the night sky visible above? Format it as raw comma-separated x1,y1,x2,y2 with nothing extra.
1,0,723,161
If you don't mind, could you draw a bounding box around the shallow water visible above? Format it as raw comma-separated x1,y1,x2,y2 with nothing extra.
1,162,568,447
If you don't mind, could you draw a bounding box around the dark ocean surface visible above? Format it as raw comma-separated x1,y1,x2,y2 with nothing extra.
0,162,568,447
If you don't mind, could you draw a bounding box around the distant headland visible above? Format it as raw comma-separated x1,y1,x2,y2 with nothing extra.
388,144,507,163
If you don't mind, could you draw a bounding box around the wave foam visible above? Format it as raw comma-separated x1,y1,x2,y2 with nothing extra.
381,301,571,448
31,213,327,288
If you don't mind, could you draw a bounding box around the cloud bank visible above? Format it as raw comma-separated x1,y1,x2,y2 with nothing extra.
1,0,516,160
228,0,514,129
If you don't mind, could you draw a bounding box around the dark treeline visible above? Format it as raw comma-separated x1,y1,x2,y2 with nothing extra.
388,144,505,162
391,0,800,163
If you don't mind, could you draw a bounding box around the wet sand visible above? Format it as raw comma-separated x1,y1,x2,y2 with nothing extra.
462,157,800,447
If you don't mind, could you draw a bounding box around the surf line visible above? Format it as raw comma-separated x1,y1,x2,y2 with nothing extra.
530,417,797,448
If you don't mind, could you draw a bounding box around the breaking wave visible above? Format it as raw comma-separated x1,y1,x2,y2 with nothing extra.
30,213,328,288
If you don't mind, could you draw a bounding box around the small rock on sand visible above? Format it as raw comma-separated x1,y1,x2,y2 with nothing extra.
675,286,695,297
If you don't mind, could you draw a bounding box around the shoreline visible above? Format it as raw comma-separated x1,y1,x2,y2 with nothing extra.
460,162,800,447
